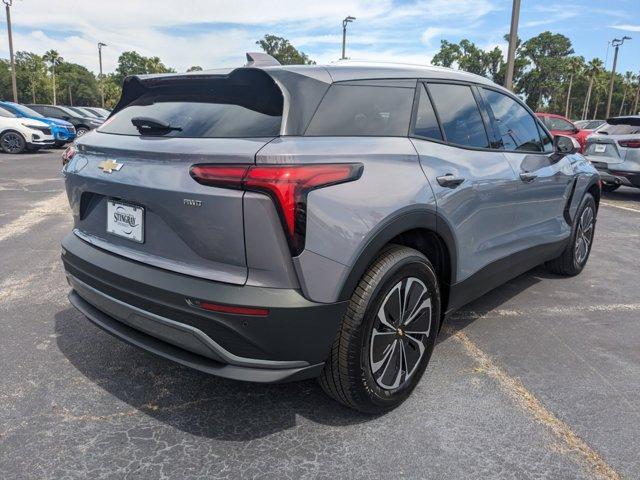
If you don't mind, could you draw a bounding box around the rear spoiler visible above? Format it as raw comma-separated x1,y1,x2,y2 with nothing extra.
606,116,640,126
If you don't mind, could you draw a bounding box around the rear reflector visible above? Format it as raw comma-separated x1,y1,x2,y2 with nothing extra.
190,163,363,255
619,140,640,148
190,299,269,316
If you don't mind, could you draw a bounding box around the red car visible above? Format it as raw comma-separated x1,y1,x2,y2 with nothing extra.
536,113,591,151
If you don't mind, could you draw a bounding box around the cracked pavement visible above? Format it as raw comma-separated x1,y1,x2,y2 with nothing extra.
1,151,639,479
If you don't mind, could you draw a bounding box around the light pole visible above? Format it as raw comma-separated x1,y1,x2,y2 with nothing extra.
504,0,521,91
341,16,356,60
606,36,631,119
98,42,107,108
3,0,17,102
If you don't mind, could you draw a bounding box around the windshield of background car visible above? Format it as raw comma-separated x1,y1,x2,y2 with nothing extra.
100,72,283,138
0,106,17,118
12,104,44,118
56,106,81,116
545,116,575,131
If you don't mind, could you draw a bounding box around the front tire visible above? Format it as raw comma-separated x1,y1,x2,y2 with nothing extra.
75,127,89,137
546,193,596,276
0,131,27,154
319,245,440,414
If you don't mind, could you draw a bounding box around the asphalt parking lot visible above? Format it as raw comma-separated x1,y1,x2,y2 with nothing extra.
1,150,639,480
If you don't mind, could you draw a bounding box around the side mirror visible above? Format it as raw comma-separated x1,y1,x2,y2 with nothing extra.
554,135,579,155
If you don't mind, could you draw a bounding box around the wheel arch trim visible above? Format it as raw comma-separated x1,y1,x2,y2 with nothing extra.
336,207,458,303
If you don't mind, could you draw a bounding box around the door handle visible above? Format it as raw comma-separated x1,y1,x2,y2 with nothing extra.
519,171,538,183
436,173,465,188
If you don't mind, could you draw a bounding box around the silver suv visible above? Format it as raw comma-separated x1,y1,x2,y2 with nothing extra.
61,54,600,413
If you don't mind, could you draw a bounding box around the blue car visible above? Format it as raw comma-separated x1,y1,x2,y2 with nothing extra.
0,101,76,147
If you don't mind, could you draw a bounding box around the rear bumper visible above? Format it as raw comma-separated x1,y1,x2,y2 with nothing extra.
594,166,640,188
61,233,348,383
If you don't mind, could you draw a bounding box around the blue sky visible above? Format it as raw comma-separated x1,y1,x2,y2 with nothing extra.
2,0,639,75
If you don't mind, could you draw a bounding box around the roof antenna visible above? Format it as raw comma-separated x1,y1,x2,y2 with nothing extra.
245,52,281,67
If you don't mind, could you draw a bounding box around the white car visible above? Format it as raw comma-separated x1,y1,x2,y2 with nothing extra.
0,107,55,154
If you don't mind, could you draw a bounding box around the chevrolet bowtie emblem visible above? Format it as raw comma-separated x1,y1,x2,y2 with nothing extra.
98,159,123,173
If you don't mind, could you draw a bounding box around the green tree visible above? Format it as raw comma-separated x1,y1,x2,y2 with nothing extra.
56,62,100,106
619,71,636,115
15,51,49,103
114,51,175,85
564,56,584,118
187,65,203,72
256,34,315,65
516,32,574,110
43,50,63,105
582,58,604,120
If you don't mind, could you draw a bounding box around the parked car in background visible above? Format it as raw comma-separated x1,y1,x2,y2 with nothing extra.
83,107,110,118
536,113,591,151
0,106,54,153
583,116,640,191
0,101,76,147
575,119,605,130
61,57,600,413
25,104,103,137
65,106,104,119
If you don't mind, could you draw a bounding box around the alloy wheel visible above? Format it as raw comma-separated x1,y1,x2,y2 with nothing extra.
2,132,24,153
575,205,594,265
369,277,432,390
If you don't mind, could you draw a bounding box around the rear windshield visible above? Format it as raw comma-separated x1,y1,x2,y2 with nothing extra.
597,123,640,135
305,84,414,136
100,72,283,138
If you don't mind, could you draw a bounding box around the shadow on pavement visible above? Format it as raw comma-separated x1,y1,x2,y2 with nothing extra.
54,308,371,441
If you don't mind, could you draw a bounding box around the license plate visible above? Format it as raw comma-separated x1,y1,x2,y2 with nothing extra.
594,144,606,153
107,200,144,243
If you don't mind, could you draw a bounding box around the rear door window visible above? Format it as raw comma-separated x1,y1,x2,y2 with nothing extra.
305,84,414,136
99,72,283,138
481,88,544,152
427,83,489,148
412,84,443,141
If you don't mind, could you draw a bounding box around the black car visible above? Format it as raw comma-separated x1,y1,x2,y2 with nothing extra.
25,104,103,137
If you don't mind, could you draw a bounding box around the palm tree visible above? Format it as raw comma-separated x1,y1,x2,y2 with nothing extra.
633,72,640,115
565,56,584,118
43,50,63,105
592,74,608,120
582,58,604,120
618,72,636,115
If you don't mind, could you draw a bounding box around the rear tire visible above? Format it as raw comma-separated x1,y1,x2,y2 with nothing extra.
601,183,620,192
0,131,26,154
319,245,440,414
76,127,89,137
546,193,596,276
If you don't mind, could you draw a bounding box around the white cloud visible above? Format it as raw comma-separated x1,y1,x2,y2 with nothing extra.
610,24,640,32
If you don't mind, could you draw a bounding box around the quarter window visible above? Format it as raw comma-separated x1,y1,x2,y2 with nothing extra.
412,84,442,141
427,83,489,148
482,88,544,152
305,84,414,136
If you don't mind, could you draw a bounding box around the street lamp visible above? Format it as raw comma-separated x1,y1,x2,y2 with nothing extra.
605,36,631,118
3,0,17,102
98,42,107,108
341,16,356,60
504,0,521,91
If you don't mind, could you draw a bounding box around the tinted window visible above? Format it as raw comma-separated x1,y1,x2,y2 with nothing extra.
597,122,640,135
537,123,554,153
412,84,442,141
427,83,489,148
305,85,414,136
482,88,543,152
100,74,283,138
546,116,575,131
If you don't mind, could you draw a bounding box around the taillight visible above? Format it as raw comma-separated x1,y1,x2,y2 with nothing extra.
61,145,76,166
619,140,640,148
190,163,363,255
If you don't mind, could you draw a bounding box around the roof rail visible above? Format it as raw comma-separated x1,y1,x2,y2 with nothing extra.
245,52,281,67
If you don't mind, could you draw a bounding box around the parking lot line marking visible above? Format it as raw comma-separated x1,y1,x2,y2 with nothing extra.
454,303,640,320
601,202,640,214
446,327,621,480
0,191,69,242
